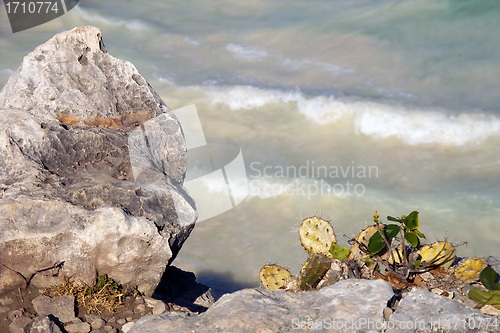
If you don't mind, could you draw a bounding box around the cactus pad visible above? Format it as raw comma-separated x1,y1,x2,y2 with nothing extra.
298,254,332,290
348,225,380,261
417,241,456,269
299,217,336,257
259,264,295,291
454,258,488,283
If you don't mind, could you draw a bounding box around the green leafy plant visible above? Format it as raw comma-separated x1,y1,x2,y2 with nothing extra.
468,267,500,310
368,211,425,255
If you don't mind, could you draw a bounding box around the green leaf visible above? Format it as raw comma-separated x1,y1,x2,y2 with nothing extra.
367,231,386,254
387,216,400,222
412,259,421,269
367,225,399,255
414,229,426,239
468,288,492,304
362,258,375,266
385,224,400,240
480,267,499,290
485,292,500,308
404,231,419,247
329,243,350,260
404,211,419,230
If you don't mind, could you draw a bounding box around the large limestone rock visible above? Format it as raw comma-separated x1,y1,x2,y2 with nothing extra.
0,26,197,296
129,279,395,333
129,278,500,333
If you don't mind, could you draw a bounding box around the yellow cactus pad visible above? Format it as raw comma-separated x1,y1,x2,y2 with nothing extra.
417,241,456,269
348,225,380,261
298,217,336,257
259,264,295,291
454,257,487,283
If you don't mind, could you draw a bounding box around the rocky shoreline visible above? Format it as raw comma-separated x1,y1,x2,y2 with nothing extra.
0,26,499,333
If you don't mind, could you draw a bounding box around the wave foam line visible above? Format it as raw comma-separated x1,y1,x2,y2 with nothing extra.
206,85,500,146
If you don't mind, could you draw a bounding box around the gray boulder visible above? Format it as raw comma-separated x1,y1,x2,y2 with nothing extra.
387,287,499,333
0,26,196,296
129,279,395,333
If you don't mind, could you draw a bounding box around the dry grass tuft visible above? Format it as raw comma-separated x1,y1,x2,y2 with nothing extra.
44,274,137,315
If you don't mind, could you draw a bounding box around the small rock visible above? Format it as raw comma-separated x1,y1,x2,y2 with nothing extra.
8,308,25,321
84,314,105,330
30,316,62,333
134,297,144,304
152,301,167,315
480,304,500,316
121,310,134,316
125,317,133,322
116,318,126,325
121,322,134,333
143,297,158,309
9,315,32,333
135,304,146,314
64,322,91,333
0,297,14,306
383,307,393,322
32,295,75,323
103,325,113,331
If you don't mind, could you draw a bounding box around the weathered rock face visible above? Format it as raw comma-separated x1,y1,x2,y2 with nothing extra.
0,26,197,296
129,279,395,333
129,278,500,333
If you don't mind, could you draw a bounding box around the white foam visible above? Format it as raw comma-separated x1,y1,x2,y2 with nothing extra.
354,105,500,146
205,84,500,146
225,43,269,60
74,7,148,31
208,85,299,110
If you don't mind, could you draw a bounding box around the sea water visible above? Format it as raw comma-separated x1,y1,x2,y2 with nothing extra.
1,0,499,297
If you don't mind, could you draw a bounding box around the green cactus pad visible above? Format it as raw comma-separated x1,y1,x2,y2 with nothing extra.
299,217,336,257
298,253,332,291
259,264,295,291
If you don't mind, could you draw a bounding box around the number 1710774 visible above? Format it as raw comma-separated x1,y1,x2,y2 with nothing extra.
5,1,59,14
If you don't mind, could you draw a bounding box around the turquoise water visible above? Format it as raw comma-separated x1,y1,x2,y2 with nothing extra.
1,0,499,297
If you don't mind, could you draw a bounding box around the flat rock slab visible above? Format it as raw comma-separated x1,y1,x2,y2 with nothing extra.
32,295,76,324
129,279,395,333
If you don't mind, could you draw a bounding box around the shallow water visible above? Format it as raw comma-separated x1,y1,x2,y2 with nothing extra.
1,0,499,297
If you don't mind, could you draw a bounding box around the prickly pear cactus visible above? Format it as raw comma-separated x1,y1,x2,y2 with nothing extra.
417,241,456,269
259,264,295,291
454,257,488,283
298,253,332,291
348,225,380,261
299,217,336,257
